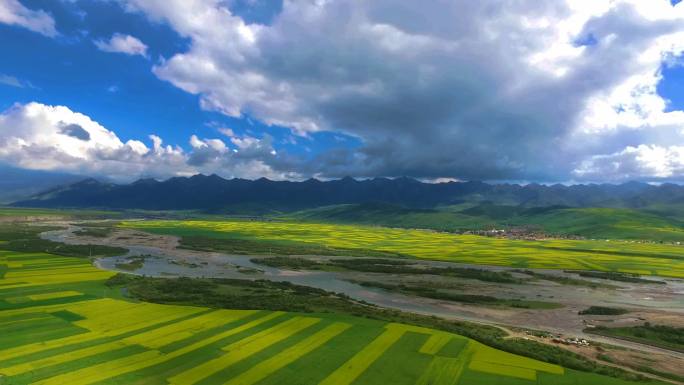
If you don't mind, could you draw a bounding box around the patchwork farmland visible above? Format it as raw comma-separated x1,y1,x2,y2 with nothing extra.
0,247,650,384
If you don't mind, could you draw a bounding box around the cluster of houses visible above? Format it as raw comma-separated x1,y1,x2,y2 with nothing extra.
523,330,591,347
551,336,590,347
604,239,682,246
462,229,508,237
460,227,683,245
462,227,584,241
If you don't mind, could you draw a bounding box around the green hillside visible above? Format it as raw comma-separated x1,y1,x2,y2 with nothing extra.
284,203,684,242
509,207,684,241
283,203,495,232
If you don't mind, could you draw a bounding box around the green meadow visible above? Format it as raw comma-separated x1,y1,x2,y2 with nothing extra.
0,239,659,384
508,207,684,242
122,220,684,278
0,208,118,219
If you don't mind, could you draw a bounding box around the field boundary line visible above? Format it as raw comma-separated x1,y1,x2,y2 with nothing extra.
22,311,288,385
31,350,161,385
168,316,320,385
222,322,352,385
0,340,129,376
419,332,452,355
318,323,407,385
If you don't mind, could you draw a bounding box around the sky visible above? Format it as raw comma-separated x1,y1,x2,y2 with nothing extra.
1,0,684,183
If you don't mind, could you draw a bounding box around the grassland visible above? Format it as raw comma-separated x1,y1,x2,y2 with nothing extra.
579,306,629,316
0,237,661,384
588,324,684,353
121,219,684,278
253,257,521,283
0,208,118,219
508,207,684,242
283,203,495,232
0,225,125,259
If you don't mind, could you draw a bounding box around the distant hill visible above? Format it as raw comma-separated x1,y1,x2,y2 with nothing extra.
12,174,684,213
0,165,83,204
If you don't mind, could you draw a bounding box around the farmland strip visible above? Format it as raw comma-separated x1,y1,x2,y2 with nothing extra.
223,322,351,385
318,323,406,385
419,333,452,355
168,316,320,385
31,350,161,385
0,341,129,376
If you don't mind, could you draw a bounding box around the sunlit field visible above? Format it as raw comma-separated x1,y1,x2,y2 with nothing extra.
123,220,684,278
0,244,651,384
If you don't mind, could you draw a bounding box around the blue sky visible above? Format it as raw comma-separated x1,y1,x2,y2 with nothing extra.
659,65,684,112
1,1,684,182
1,0,356,160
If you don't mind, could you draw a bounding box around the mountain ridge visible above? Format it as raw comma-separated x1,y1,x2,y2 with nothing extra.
12,174,684,212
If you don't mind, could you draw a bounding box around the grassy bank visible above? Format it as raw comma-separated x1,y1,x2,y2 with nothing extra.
587,324,684,353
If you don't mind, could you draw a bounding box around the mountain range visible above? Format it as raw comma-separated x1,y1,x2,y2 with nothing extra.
11,174,684,212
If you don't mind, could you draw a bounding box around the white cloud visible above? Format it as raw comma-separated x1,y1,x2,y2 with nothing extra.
0,0,57,37
205,138,227,152
120,0,684,181
94,33,148,57
0,102,294,181
217,127,234,137
574,145,684,181
189,134,206,149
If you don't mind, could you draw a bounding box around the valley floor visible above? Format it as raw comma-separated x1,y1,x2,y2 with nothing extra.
39,220,684,383
2,216,684,384
122,219,684,278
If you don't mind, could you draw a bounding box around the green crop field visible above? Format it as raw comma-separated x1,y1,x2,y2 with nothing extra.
0,242,656,384
122,220,684,278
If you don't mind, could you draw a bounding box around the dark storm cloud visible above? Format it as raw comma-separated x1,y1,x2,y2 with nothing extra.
121,0,684,181
59,123,91,141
